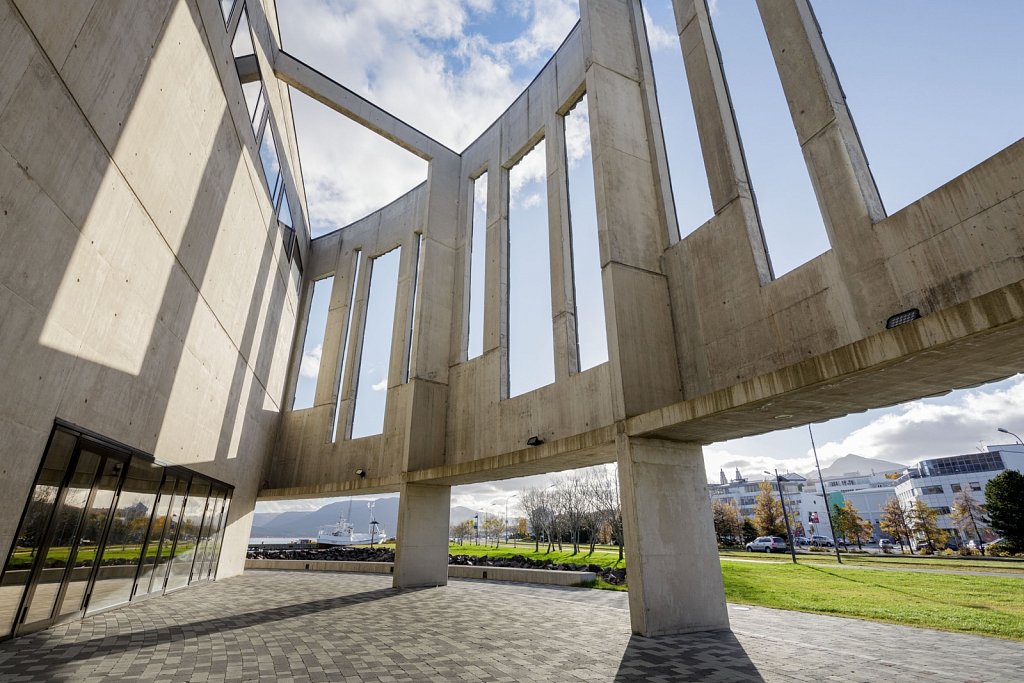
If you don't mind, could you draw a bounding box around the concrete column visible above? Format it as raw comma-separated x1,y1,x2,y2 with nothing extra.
546,106,580,381
583,0,683,418
617,435,728,635
393,482,452,588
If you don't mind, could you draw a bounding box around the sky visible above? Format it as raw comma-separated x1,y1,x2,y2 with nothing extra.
261,1,1024,515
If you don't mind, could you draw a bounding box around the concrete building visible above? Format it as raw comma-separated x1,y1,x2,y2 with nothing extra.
2,0,1023,643
894,444,1024,543
708,469,805,529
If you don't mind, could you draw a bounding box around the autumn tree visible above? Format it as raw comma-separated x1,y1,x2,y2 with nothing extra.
880,497,913,553
985,470,1024,553
450,519,474,545
712,500,743,545
742,519,758,543
907,500,949,551
949,491,989,554
753,481,785,537
482,515,505,548
832,500,873,550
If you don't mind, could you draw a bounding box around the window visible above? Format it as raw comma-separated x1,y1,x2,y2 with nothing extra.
331,252,361,442
351,249,402,438
969,482,982,492
507,140,554,397
467,172,487,359
951,483,962,493
292,276,334,410
920,485,944,495
563,94,608,371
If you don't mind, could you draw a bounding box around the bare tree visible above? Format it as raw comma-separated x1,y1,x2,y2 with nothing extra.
553,472,592,554
949,491,988,554
588,465,624,560
518,487,552,552
482,515,504,548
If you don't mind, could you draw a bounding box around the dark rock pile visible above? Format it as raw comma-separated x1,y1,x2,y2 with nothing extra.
246,546,395,562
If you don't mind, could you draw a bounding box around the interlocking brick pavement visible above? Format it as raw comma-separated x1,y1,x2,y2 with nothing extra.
0,571,1019,682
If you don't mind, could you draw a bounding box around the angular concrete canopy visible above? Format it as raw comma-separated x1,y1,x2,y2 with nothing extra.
1,0,1021,638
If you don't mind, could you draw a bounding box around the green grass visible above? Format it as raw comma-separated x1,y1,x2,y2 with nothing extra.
718,549,1024,574
448,543,625,569
722,561,1024,640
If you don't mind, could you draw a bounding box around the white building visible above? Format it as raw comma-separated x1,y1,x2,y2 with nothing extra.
894,444,1024,543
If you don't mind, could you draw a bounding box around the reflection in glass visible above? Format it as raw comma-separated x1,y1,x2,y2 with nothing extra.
57,454,122,621
135,476,175,598
190,495,217,584
23,450,102,626
206,493,231,581
0,431,76,637
148,478,188,595
165,479,210,591
87,457,161,613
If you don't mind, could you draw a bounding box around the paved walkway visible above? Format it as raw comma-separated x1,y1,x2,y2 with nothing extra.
0,571,1020,682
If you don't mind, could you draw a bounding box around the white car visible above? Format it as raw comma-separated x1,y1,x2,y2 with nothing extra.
745,536,788,553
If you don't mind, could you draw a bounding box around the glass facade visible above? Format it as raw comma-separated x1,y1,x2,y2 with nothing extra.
0,425,232,640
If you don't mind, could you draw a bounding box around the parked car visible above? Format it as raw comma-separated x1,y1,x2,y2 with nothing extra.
878,539,894,553
793,536,809,546
746,536,789,553
809,535,834,547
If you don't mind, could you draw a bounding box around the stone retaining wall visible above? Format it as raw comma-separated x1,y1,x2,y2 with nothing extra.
245,559,595,586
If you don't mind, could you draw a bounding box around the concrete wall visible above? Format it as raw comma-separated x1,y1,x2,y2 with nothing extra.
0,0,305,575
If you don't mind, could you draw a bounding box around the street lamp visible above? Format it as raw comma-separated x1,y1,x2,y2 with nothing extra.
474,513,479,546
497,494,518,544
997,427,1024,445
808,425,843,564
765,470,798,564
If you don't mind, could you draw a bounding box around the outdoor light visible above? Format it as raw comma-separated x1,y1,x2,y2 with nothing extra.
526,435,544,446
997,427,1024,445
885,308,921,329
355,469,366,478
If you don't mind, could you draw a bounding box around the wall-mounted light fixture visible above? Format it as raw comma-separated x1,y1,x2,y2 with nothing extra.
526,436,544,447
355,469,366,478
885,308,921,329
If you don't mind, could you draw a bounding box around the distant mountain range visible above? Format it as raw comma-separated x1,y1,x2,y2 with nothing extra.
806,453,907,480
249,498,480,540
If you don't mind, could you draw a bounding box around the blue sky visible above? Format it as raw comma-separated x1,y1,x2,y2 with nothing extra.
264,0,1024,514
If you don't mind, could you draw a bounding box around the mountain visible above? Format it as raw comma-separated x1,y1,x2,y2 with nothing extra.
249,499,484,539
806,453,907,480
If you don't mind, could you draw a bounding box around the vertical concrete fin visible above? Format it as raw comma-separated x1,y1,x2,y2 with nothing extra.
393,483,452,588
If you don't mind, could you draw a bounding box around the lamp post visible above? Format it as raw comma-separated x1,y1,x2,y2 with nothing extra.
474,513,479,546
808,425,843,564
498,494,518,544
997,427,1024,445
766,470,798,564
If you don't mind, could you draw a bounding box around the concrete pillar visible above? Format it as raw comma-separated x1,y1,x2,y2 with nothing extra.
393,483,452,588
617,435,728,635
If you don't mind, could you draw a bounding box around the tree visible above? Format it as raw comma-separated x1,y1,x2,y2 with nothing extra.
880,497,913,553
741,519,758,543
712,500,743,545
985,470,1024,552
907,500,948,551
450,519,474,545
518,487,553,552
753,481,785,537
586,465,623,560
482,515,504,548
949,491,989,554
832,500,873,550
552,472,590,554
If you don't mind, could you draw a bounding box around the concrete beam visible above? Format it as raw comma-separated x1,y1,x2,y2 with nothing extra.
273,50,454,162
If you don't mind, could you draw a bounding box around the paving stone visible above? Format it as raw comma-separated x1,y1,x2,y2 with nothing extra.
0,572,1020,681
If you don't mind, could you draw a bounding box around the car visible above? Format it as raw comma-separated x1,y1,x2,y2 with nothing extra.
745,536,789,553
793,536,810,546
809,535,834,547
878,539,894,553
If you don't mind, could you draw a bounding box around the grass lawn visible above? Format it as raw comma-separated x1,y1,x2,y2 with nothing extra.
718,549,1024,574
445,544,1024,639
448,543,624,568
722,561,1024,640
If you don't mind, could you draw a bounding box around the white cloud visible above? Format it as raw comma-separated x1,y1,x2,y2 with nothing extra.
298,342,322,378
642,7,676,51
371,378,388,391
280,0,580,235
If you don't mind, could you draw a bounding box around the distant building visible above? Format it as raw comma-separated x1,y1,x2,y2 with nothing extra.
894,444,1024,543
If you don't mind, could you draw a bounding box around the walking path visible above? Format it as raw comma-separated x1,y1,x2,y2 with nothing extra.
0,571,1020,682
